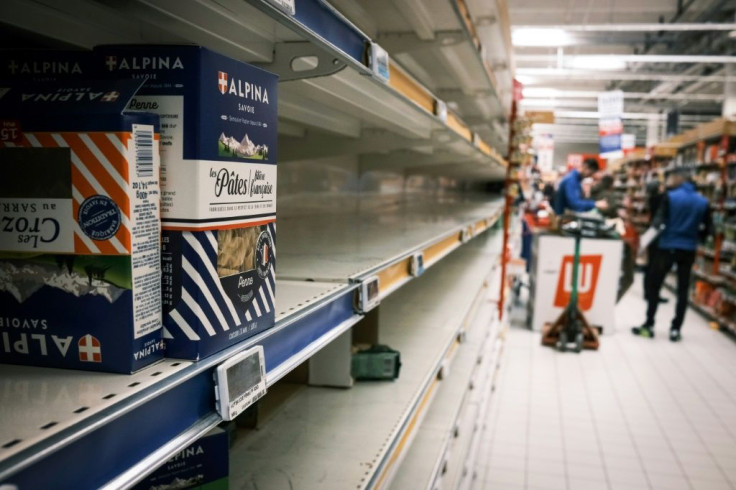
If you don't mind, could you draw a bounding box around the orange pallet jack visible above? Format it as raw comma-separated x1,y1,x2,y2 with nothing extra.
542,218,600,352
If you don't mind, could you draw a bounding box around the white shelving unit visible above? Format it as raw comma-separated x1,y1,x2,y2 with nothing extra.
0,0,511,488
229,231,504,490
390,247,506,490
329,0,507,147
278,197,503,281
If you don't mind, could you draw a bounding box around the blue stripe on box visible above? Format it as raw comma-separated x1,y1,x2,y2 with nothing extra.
165,226,277,360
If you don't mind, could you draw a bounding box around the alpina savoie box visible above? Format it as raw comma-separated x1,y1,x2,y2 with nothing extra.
94,45,277,360
0,79,164,373
0,50,93,83
132,427,229,490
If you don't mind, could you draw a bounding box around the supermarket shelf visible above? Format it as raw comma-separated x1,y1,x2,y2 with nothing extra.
700,246,734,260
0,279,361,489
374,0,503,124
675,118,736,148
390,289,503,490
0,0,505,175
663,162,727,175
0,2,509,489
0,198,504,488
329,0,504,118
721,267,736,284
664,279,736,333
229,231,502,490
278,197,504,290
722,291,736,306
693,268,725,286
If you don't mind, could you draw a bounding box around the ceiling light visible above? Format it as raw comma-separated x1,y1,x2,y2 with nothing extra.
515,75,537,85
512,28,572,47
522,87,560,98
566,56,628,71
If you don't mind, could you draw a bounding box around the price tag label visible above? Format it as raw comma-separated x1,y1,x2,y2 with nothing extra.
410,252,425,277
435,100,448,123
369,42,390,83
214,346,267,421
266,0,295,16
461,227,472,243
356,276,380,313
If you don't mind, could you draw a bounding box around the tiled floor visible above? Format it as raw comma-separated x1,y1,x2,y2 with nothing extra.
476,275,736,490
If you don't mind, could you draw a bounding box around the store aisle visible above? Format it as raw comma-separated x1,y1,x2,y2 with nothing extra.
475,276,736,490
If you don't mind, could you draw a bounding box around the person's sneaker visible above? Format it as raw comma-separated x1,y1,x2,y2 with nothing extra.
632,325,655,338
669,329,682,342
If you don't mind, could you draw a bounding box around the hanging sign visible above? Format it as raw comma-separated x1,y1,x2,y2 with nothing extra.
535,133,555,172
598,90,624,159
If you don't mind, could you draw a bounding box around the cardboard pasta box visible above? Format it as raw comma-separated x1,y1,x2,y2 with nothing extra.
132,427,229,490
94,45,277,360
0,79,164,373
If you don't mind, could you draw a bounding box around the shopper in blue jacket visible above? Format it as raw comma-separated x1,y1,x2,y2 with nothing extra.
633,170,711,341
553,158,609,215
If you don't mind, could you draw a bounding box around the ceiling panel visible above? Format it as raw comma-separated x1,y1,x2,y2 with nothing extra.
507,0,733,145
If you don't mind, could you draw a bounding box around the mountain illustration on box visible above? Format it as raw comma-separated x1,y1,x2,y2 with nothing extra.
218,132,268,160
0,260,126,304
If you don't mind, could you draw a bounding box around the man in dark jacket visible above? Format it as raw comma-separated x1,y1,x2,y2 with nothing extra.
633,170,711,341
643,180,669,304
553,158,609,215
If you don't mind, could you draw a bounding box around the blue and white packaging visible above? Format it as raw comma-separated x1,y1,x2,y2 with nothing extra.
0,79,164,373
0,50,93,82
132,427,229,490
94,45,277,360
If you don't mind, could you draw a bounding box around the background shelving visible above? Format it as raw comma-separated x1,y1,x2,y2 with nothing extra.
656,119,736,335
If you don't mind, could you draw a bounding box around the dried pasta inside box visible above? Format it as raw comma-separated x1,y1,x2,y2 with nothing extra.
161,224,275,360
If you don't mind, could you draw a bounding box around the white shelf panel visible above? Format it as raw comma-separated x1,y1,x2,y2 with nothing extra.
442,326,500,490
329,0,504,121
389,273,502,490
278,196,504,281
273,280,349,320
283,70,439,140
229,230,502,490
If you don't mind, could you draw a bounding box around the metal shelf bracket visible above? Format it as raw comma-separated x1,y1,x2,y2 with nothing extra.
255,41,347,81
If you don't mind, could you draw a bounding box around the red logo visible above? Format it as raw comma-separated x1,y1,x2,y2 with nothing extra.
101,91,120,102
218,71,228,94
78,334,102,363
262,244,269,266
554,255,603,311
